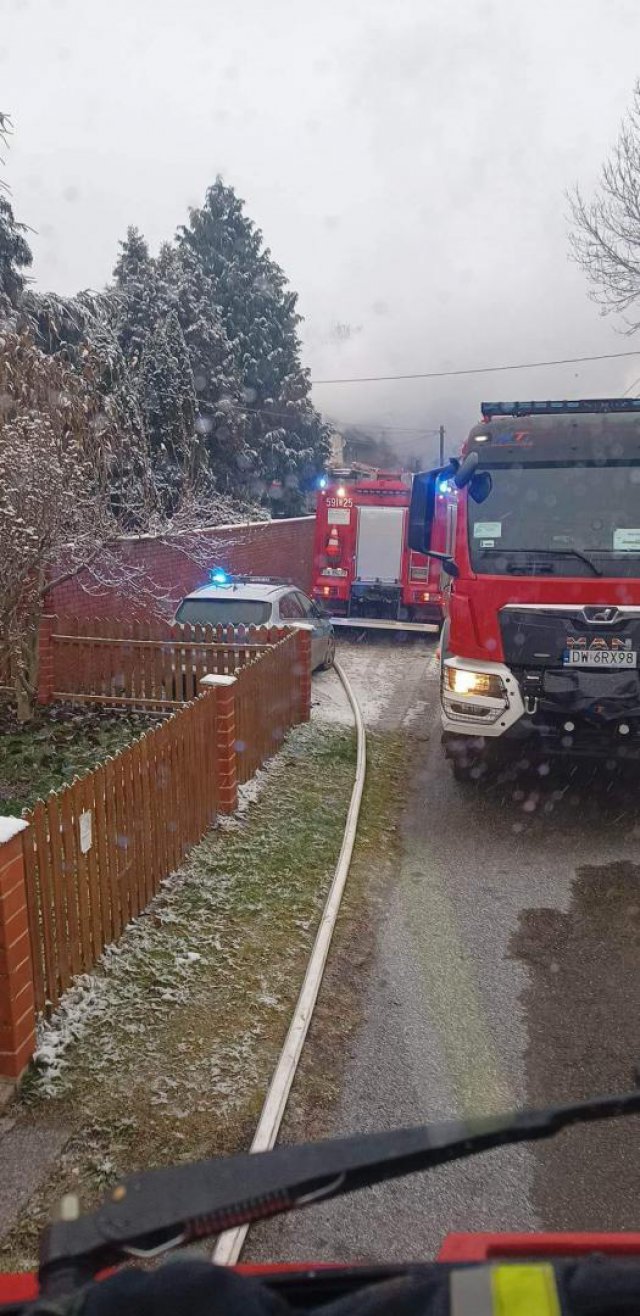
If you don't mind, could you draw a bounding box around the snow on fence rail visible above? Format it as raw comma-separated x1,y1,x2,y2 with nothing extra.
0,628,311,1060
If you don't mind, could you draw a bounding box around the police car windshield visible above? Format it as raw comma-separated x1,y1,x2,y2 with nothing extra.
176,599,271,626
468,463,640,577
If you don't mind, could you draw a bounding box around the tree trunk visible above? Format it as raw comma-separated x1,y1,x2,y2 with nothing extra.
14,625,39,724
14,676,33,724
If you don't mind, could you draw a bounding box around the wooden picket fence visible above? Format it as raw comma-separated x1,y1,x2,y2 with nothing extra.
21,692,219,1015
234,636,304,783
49,617,287,708
19,627,310,1017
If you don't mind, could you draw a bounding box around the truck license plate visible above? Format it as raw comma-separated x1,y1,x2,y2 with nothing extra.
563,649,638,668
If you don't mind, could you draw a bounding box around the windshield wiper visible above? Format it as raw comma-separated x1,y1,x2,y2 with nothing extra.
479,547,602,576
40,1088,640,1293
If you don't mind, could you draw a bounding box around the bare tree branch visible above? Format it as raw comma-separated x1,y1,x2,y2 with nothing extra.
0,331,119,718
568,81,640,331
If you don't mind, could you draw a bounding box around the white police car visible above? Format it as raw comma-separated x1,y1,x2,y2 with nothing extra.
175,574,335,671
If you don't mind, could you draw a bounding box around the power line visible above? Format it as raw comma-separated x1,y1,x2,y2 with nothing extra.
206,346,640,431
339,423,441,435
213,400,441,434
311,348,640,386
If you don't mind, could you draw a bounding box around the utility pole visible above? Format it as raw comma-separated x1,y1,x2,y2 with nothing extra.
438,424,445,465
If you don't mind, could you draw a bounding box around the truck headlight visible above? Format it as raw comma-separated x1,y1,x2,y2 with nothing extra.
444,667,505,698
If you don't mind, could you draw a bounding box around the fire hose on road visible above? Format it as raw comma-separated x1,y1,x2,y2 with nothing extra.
213,661,367,1265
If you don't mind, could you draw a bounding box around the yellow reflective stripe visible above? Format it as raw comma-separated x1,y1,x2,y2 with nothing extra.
491,1264,561,1316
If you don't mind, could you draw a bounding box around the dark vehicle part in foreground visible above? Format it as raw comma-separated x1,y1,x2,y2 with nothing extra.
2,1089,640,1312
409,398,640,778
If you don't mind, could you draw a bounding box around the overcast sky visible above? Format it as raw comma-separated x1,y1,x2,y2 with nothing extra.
3,0,640,464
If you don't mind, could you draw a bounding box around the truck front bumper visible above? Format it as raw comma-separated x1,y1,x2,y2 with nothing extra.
441,656,640,761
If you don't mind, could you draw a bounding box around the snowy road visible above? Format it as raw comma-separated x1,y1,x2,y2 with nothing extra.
247,634,640,1262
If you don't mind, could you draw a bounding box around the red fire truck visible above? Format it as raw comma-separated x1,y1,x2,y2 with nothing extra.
311,465,444,632
409,398,640,778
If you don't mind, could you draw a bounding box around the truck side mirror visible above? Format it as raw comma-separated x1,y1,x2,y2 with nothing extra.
408,462,458,553
454,451,479,489
408,471,435,553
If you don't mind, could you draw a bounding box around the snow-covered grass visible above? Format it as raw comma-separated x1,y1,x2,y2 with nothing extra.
0,720,360,1268
27,722,355,1103
30,749,294,1098
0,702,160,817
0,697,410,1272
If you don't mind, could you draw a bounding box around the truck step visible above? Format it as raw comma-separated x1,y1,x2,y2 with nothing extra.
330,617,439,634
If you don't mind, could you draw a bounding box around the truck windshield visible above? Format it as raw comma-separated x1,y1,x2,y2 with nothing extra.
467,463,640,577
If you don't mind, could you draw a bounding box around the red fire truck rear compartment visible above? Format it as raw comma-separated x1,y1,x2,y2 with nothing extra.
312,467,443,633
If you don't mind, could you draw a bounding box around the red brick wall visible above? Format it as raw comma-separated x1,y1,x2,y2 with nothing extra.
48,517,315,622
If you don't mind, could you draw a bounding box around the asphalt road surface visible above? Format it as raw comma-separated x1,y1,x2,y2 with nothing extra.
247,634,640,1263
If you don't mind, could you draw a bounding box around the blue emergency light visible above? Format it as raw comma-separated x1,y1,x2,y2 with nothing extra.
210,568,230,585
319,476,328,489
482,399,640,419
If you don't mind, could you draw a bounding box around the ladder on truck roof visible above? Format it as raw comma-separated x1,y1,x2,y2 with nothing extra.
482,398,640,419
327,463,407,480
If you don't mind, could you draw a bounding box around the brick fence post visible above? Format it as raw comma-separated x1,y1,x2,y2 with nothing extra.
295,628,312,723
37,613,56,706
200,675,239,815
0,820,37,1084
